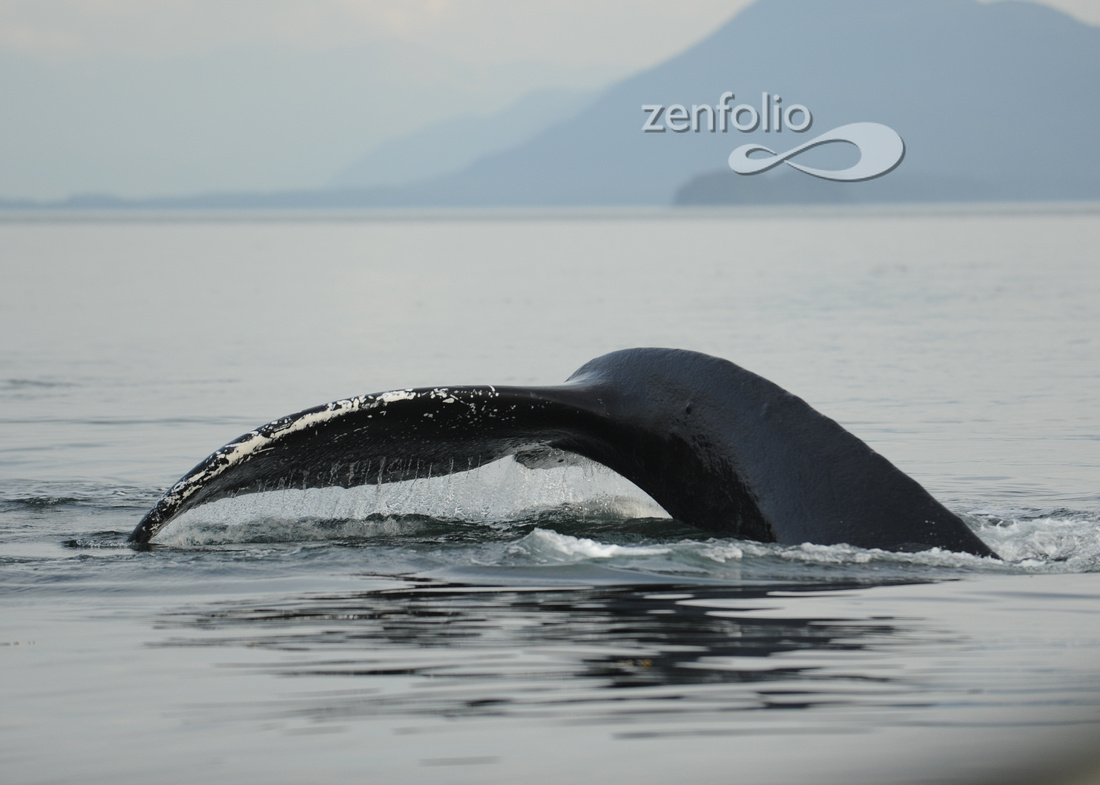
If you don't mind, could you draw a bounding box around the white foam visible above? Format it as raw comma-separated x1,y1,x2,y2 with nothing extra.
510,528,671,562
699,542,745,563
974,513,1100,571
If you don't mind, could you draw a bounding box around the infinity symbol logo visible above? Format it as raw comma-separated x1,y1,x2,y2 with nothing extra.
728,122,905,182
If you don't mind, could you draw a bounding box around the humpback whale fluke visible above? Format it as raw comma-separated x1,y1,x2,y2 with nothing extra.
129,348,997,558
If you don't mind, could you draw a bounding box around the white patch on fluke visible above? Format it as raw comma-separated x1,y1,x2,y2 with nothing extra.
376,390,417,405
146,388,440,537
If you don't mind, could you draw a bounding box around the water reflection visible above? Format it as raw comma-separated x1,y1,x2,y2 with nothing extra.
157,580,938,728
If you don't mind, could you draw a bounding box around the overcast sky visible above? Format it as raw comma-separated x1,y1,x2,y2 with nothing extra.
2,0,1096,66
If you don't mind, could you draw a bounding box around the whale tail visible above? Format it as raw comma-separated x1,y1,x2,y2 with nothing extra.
129,348,997,558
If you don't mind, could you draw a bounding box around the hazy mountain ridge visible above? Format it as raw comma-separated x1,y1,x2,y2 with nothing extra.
6,0,1098,209
329,89,597,190
400,0,1100,207
0,43,616,202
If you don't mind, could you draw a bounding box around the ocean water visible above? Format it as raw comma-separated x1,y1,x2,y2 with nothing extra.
2,206,1099,784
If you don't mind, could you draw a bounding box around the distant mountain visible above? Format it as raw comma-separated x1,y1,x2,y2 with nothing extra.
390,0,1100,206
0,43,616,202
329,89,596,190
8,0,1099,209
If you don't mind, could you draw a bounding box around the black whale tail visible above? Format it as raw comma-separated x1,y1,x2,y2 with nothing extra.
129,348,997,559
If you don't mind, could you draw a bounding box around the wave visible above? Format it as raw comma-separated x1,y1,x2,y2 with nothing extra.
0,482,156,511
969,509,1100,571
6,468,1099,579
146,507,1100,580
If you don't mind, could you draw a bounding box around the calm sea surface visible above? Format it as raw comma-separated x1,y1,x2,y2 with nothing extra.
2,206,1099,784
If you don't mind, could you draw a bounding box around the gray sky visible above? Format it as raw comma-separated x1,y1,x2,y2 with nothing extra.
3,0,1096,66
0,1,753,64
